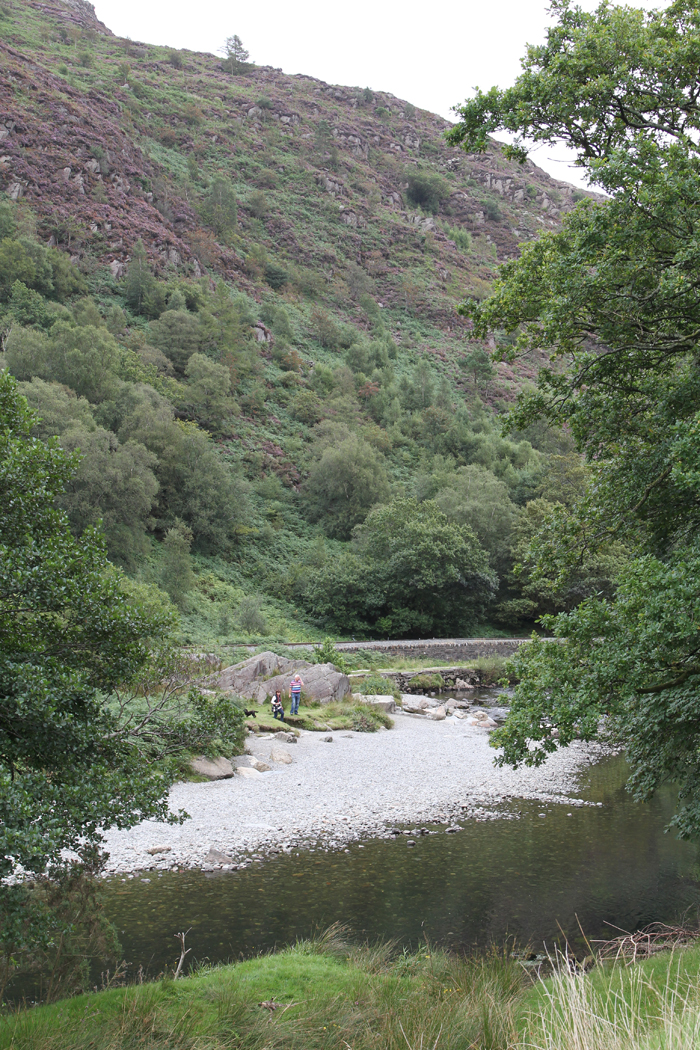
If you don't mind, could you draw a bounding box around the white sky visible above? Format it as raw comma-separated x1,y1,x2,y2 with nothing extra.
93,0,666,190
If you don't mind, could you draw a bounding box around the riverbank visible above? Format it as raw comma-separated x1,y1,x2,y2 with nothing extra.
4,932,700,1049
101,712,605,876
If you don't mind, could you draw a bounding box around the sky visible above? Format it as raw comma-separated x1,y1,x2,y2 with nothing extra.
93,0,665,190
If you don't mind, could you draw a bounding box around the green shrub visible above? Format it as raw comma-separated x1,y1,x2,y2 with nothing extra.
264,262,288,290
354,672,399,699
311,637,348,672
405,171,450,214
167,49,183,68
405,672,444,691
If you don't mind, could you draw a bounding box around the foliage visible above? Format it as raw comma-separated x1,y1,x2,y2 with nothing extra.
302,433,390,539
311,637,348,673
159,520,194,606
237,595,268,635
449,0,700,833
302,497,496,636
405,171,450,214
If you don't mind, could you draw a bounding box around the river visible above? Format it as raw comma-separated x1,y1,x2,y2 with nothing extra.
102,754,700,976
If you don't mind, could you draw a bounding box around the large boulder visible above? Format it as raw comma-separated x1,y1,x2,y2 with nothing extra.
425,706,446,721
353,693,396,713
270,746,293,764
190,756,234,780
246,662,350,704
205,651,307,693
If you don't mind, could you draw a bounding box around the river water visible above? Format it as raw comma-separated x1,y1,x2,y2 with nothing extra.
102,755,700,976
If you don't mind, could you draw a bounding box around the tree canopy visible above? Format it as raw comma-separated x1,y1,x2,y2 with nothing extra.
449,0,700,836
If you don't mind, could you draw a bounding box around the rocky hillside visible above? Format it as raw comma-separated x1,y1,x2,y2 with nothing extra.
1,0,583,394
0,0,593,643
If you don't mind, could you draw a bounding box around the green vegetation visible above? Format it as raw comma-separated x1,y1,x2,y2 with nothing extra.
5,931,700,1049
0,0,590,645
449,0,700,836
0,372,245,997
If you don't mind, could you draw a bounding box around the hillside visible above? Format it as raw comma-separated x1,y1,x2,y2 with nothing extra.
0,0,597,643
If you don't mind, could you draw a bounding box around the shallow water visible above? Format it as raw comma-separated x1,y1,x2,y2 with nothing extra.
102,754,700,976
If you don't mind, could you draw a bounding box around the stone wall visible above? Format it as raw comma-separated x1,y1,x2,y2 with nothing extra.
333,638,529,662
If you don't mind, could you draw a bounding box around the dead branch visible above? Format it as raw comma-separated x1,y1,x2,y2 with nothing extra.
173,928,192,979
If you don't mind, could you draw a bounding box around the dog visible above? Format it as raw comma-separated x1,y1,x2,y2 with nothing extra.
244,709,257,718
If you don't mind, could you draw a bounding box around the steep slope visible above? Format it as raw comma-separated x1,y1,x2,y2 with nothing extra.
0,0,591,643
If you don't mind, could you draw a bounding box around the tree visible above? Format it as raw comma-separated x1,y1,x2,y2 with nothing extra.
0,370,245,991
303,497,496,636
302,433,390,539
159,520,195,606
182,353,233,429
0,370,172,946
123,238,155,314
221,34,250,74
448,0,700,835
459,347,495,391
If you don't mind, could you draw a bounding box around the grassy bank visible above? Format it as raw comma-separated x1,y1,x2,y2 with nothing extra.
4,931,700,1049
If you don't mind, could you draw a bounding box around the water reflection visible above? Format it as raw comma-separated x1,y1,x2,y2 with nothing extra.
102,755,700,974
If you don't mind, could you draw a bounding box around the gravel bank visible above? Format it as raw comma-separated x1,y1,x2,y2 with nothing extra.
102,713,604,876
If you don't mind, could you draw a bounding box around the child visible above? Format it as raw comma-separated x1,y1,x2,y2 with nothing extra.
271,690,285,721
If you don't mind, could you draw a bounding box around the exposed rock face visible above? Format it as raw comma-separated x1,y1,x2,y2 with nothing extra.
249,662,350,704
189,756,234,780
206,651,305,693
209,654,350,704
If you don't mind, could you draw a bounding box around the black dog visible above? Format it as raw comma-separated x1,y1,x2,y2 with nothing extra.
244,709,257,718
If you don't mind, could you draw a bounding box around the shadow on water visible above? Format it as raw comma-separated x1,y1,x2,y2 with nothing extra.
102,755,700,975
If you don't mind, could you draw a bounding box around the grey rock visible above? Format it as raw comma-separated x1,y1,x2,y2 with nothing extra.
425,706,446,721
146,846,172,855
250,662,350,704
236,766,262,778
321,735,333,743
233,755,271,772
270,746,293,764
190,756,234,780
354,694,396,713
204,848,234,865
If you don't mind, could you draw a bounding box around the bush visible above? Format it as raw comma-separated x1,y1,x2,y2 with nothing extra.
407,672,444,691
312,637,348,672
264,262,289,290
167,49,183,68
355,672,399,699
247,191,268,218
405,171,450,214
237,595,268,635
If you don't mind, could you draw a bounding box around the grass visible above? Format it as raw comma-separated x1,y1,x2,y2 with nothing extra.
250,701,392,733
6,932,700,1049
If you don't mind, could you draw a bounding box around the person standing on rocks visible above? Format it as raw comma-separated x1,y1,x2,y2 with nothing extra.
289,673,304,716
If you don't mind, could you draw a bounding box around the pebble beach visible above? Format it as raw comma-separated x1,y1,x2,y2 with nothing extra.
101,712,604,876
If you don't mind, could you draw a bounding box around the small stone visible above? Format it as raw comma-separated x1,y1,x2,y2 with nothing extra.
146,846,172,855
321,735,333,743
270,746,293,764
237,766,262,778
406,839,416,846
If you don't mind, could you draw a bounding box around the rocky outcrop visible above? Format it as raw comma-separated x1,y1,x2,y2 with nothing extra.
205,652,350,705
206,651,305,693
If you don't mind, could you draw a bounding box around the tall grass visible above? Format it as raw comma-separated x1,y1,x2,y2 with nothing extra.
6,935,700,1050
524,951,700,1050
